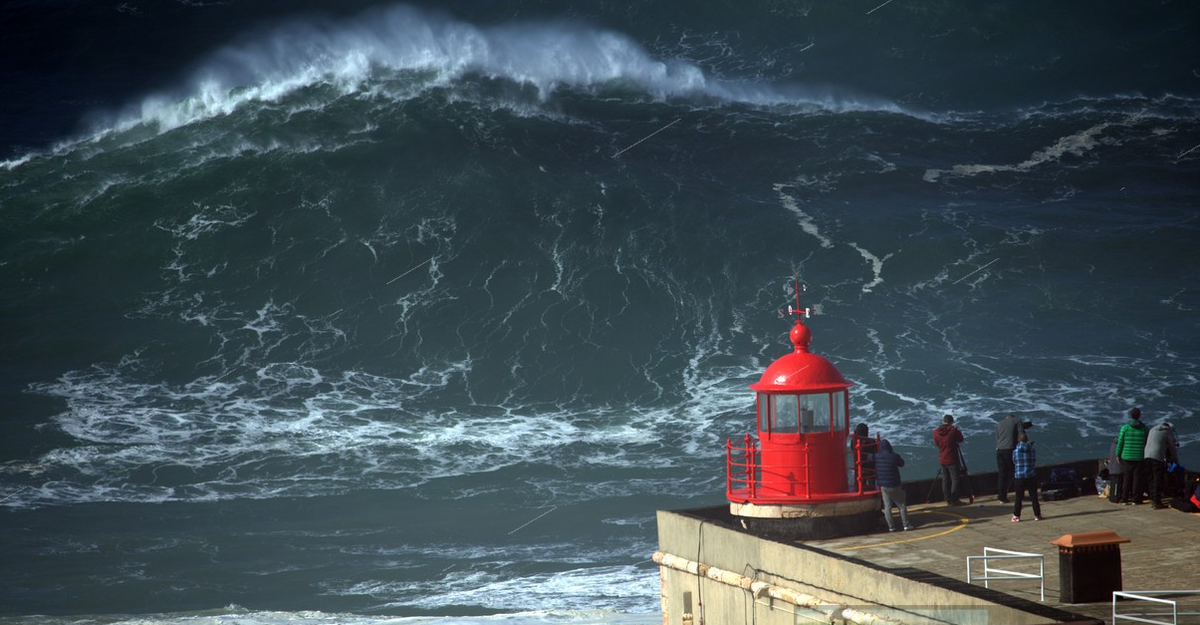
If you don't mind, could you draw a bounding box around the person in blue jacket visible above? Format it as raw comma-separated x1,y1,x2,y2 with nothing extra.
874,439,912,532
1011,432,1043,522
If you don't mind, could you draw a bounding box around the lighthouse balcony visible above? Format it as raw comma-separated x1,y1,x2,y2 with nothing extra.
725,435,878,505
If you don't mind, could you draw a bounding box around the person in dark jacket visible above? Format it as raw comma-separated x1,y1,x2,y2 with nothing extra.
933,414,965,505
874,439,912,531
1115,407,1150,505
994,413,1023,503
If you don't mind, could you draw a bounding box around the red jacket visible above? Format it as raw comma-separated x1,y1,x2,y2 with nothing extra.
933,424,964,466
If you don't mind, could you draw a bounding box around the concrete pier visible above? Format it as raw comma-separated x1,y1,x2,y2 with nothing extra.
805,484,1200,623
656,461,1200,624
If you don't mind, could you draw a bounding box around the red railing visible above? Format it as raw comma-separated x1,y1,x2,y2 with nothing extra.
727,434,879,503
850,434,881,495
725,435,754,499
726,434,815,502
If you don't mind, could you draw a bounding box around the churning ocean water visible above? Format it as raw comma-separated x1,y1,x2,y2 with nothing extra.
2,1,1198,623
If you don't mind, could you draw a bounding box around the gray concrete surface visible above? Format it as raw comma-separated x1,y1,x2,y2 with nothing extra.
806,492,1200,623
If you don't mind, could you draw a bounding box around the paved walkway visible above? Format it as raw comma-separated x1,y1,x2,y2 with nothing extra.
808,493,1200,623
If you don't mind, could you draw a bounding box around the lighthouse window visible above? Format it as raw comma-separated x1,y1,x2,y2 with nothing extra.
799,394,831,432
757,391,849,435
832,390,847,429
765,394,799,434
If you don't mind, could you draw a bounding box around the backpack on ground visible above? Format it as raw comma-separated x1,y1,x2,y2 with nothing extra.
1170,496,1197,512
1167,472,1199,512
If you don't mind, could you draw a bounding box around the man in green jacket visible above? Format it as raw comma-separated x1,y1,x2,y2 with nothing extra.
1115,407,1150,505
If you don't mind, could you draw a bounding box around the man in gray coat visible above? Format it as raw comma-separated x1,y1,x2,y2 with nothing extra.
1144,421,1179,509
994,413,1023,503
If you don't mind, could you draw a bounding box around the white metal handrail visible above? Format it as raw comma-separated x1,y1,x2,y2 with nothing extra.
966,547,1045,602
1113,590,1200,625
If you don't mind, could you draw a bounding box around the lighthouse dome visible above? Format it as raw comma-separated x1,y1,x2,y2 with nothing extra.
749,315,852,393
750,351,850,393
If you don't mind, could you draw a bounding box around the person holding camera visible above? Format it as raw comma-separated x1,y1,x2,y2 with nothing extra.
1144,421,1179,509
995,414,1034,503
933,414,965,505
994,413,1022,503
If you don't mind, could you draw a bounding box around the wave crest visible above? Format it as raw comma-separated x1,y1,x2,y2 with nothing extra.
113,4,892,136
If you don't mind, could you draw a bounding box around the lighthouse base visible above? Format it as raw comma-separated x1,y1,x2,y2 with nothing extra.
729,497,880,540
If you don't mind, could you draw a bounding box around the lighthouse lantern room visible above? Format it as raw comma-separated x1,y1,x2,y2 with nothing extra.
726,283,880,539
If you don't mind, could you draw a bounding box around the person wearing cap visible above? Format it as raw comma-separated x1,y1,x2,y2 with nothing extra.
851,422,879,489
1144,420,1179,509
933,414,965,505
1115,407,1150,505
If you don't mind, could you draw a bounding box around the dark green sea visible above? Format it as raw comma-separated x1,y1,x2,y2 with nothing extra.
2,1,1198,623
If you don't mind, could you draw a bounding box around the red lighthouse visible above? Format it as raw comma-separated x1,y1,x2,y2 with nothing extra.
726,285,879,539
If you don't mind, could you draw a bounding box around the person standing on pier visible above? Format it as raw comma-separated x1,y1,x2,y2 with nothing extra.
1106,437,1125,503
994,413,1023,504
1144,421,1179,509
1011,431,1043,521
1115,407,1150,505
933,414,965,505
874,439,912,531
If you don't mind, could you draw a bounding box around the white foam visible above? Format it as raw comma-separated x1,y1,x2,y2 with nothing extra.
848,243,891,293
924,121,1112,182
773,184,833,248
402,564,656,614
773,182,893,293
10,331,758,508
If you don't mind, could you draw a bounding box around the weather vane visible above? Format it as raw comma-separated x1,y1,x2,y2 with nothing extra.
782,277,810,322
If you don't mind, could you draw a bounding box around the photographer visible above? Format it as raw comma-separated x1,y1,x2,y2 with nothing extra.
994,414,1033,503
933,414,965,505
